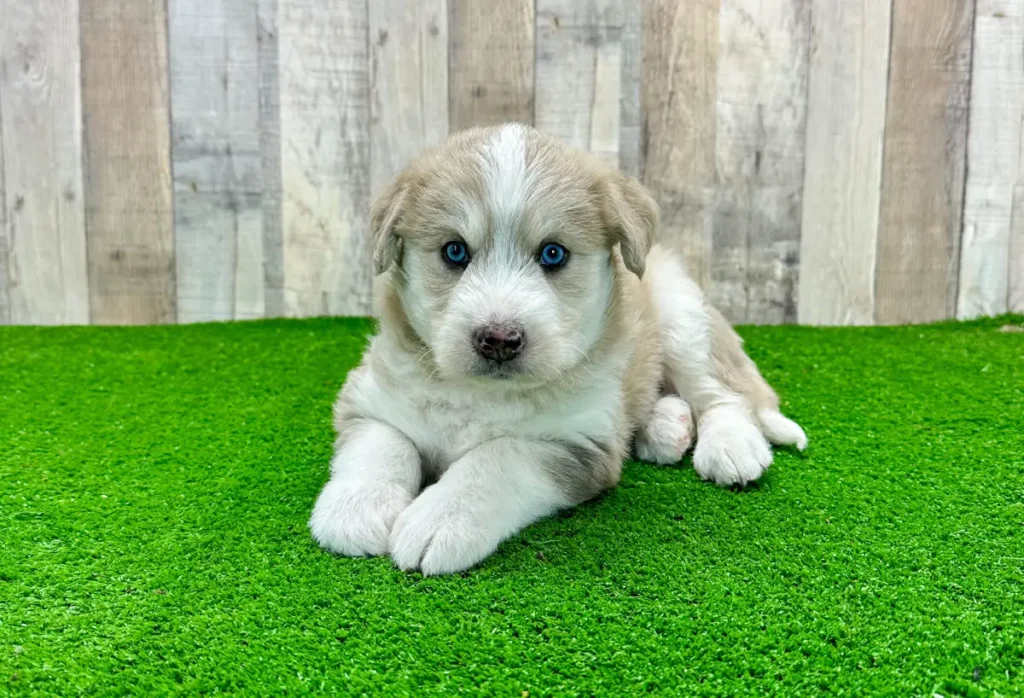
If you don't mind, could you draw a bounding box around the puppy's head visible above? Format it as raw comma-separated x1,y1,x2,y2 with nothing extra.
373,124,658,384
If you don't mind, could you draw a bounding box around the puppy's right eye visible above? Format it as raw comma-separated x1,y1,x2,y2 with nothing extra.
442,241,470,268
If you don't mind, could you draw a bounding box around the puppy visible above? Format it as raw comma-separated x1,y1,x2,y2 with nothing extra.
309,124,806,575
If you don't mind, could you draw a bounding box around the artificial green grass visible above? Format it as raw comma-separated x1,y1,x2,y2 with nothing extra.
1,316,1022,697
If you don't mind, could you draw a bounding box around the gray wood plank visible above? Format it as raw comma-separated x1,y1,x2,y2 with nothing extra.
170,0,264,322
369,0,449,199
797,0,891,325
0,87,8,324
0,0,89,324
535,0,627,168
449,0,535,129
278,0,372,316
875,0,974,325
82,0,176,324
710,0,810,324
618,0,642,178
641,0,719,289
257,0,285,318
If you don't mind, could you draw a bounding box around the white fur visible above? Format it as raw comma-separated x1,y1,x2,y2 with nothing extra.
309,420,422,555
692,406,772,485
757,409,808,450
645,249,775,485
310,127,807,574
390,439,569,575
635,395,695,465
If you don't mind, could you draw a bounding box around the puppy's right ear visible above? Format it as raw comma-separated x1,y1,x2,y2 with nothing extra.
371,182,407,275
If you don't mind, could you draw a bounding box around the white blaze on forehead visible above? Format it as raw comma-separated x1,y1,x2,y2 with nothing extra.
479,124,531,234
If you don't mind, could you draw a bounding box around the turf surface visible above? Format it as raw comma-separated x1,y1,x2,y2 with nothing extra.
1,316,1023,696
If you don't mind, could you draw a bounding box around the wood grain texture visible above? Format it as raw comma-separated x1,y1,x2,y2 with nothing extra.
82,0,175,324
710,0,809,324
876,0,974,325
170,0,264,323
618,0,642,178
449,0,534,130
958,0,1023,318
798,0,892,325
535,0,626,167
257,0,284,317
641,0,719,289
0,93,8,324
369,0,449,199
0,0,89,324
278,0,372,316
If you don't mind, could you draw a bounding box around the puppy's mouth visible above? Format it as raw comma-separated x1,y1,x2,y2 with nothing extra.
468,357,526,380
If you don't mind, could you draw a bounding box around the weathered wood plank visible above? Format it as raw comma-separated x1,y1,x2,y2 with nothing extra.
875,0,974,325
170,0,264,322
618,0,642,178
797,0,892,326
641,0,719,289
535,0,626,168
958,0,1024,318
278,0,372,316
0,93,8,324
257,0,285,318
710,0,810,324
82,0,175,324
368,0,449,199
0,0,89,324
449,0,534,130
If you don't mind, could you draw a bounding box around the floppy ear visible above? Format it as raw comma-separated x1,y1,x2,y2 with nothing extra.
601,173,659,278
371,182,408,275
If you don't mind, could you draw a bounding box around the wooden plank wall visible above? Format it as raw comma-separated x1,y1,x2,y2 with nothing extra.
1,0,1021,326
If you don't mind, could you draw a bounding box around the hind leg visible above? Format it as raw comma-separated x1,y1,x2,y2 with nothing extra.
644,247,804,486
635,395,696,465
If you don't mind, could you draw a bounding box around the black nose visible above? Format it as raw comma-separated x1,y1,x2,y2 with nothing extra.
474,325,525,362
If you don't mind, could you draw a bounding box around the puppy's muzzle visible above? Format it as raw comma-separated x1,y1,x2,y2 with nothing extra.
473,325,525,363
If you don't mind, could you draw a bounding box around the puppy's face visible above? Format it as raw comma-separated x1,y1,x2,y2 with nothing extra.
373,124,657,385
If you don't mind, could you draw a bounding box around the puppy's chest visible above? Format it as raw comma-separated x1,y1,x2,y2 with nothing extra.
351,372,620,473
387,391,542,470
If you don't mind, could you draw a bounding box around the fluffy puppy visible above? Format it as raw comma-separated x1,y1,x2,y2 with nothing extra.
309,124,806,575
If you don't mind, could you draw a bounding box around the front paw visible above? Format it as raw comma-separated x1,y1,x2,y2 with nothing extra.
693,407,772,486
309,479,413,557
389,485,499,576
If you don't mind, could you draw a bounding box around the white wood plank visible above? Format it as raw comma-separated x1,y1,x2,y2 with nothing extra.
535,0,626,167
0,0,89,325
641,0,719,290
257,0,285,318
368,0,449,199
170,0,265,322
278,0,372,316
710,0,809,324
958,0,1024,319
797,0,891,326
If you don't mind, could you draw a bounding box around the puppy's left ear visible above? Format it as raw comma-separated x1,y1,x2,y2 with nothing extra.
600,173,659,278
371,182,408,275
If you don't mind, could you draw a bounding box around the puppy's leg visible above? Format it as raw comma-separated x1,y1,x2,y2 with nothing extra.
635,395,695,465
390,437,611,575
645,248,805,485
309,419,422,556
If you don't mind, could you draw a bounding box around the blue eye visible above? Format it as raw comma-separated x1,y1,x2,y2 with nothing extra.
442,241,469,267
538,243,568,269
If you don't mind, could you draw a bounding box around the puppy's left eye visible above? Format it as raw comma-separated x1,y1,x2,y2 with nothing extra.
538,243,569,269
